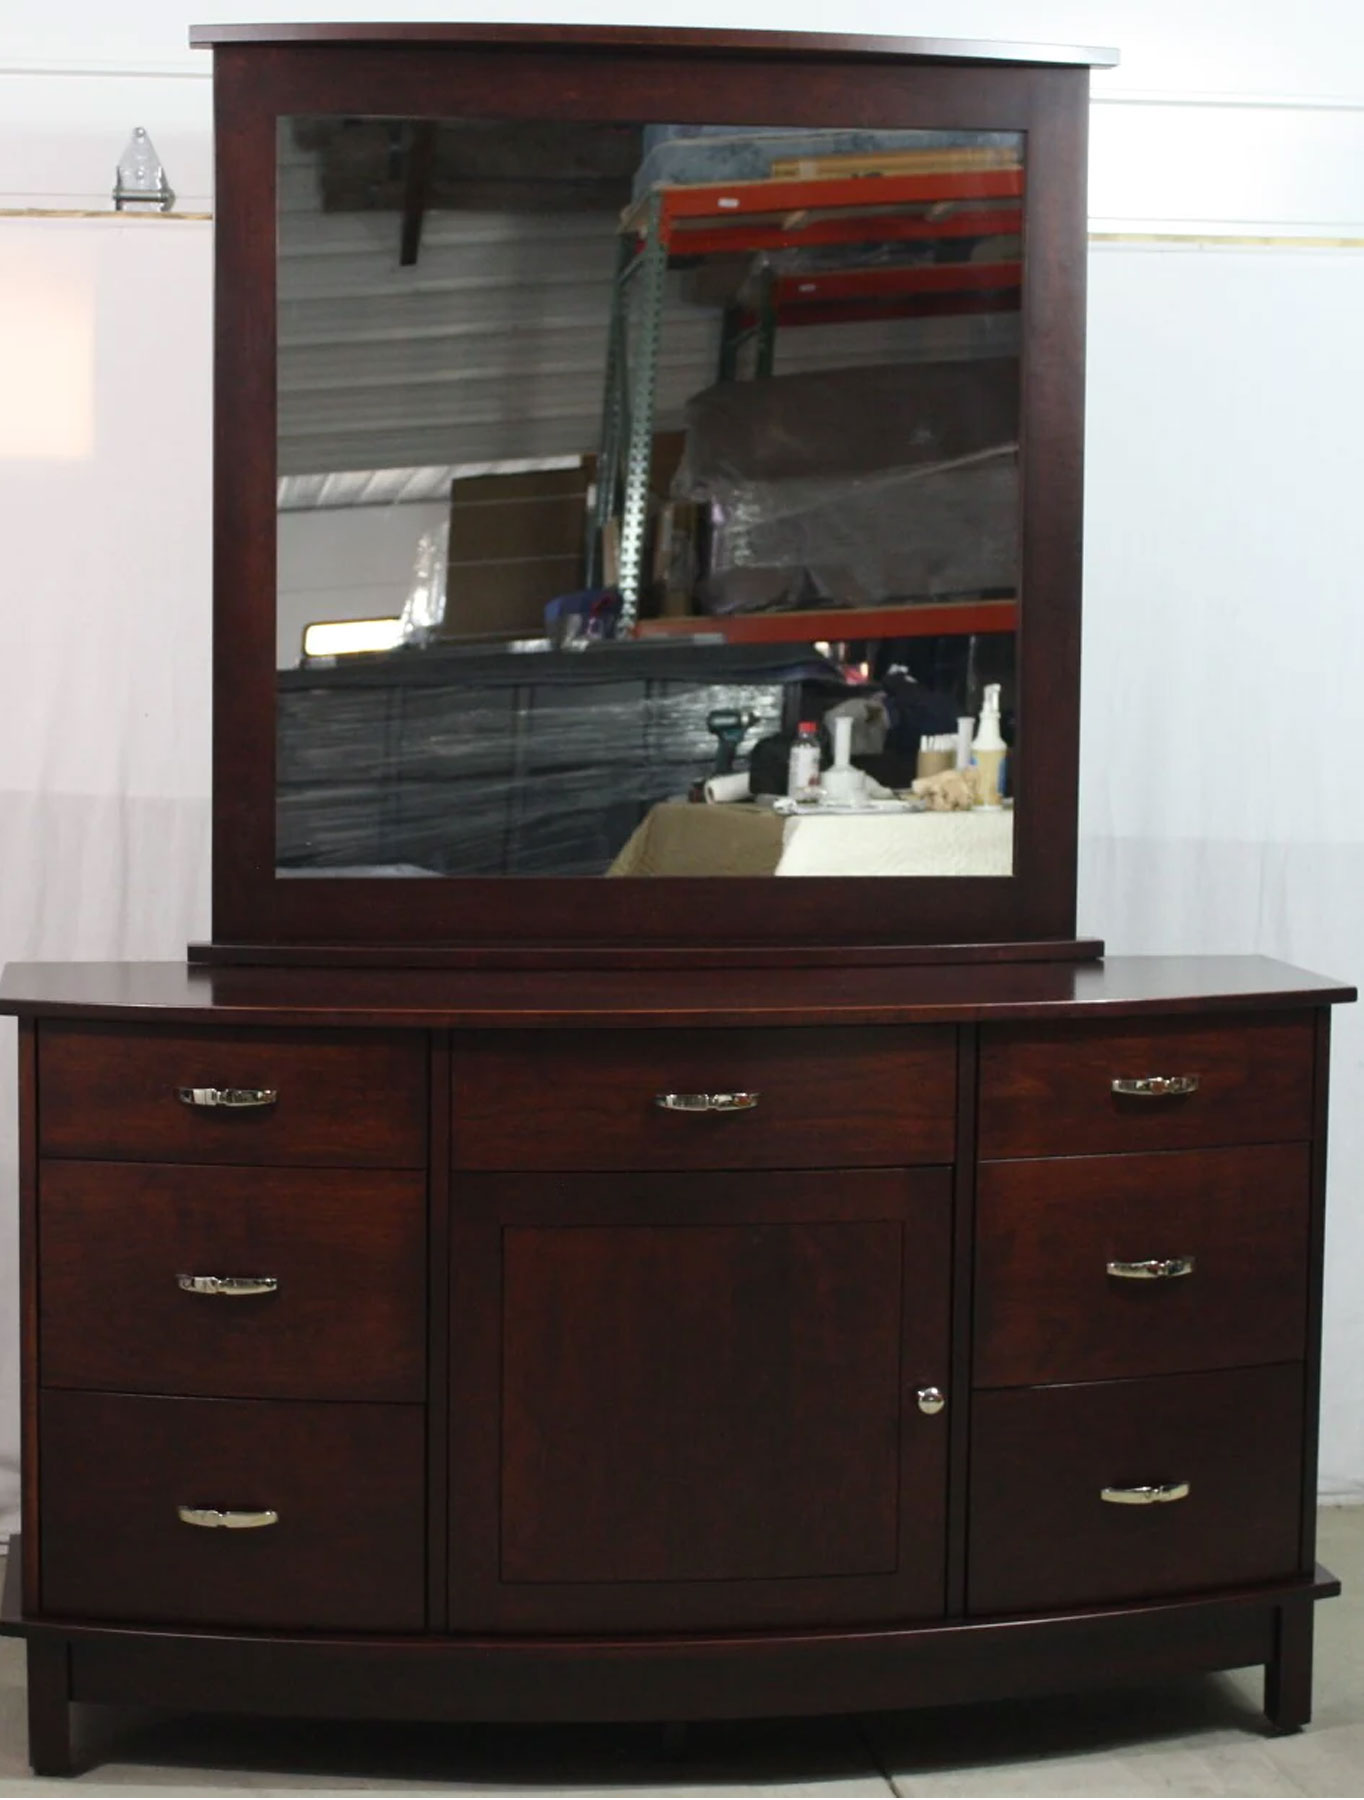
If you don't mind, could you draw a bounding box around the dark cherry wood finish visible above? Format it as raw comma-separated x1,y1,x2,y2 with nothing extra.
1300,1010,1334,1576
968,1364,1306,1614
0,1540,1339,1726
190,23,1119,66
191,936,1109,969
17,1024,40,1616
945,1026,980,1617
978,1012,1316,1157
1,955,1352,1028
24,1637,71,1781
0,19,1352,1779
205,25,1098,957
974,1144,1311,1386
425,1033,452,1633
37,1022,427,1166
1266,1597,1318,1735
498,1214,910,1588
450,1026,955,1169
39,1392,426,1632
38,1163,426,1402
449,1169,950,1631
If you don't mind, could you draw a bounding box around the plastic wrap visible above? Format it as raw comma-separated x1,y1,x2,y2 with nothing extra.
632,125,1020,199
398,528,448,643
734,238,1021,296
698,451,1017,611
276,646,803,877
678,359,1018,485
676,360,1019,610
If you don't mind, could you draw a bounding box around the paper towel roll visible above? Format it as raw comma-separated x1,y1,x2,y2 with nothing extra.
703,771,751,805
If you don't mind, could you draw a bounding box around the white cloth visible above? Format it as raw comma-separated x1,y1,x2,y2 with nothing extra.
775,808,1012,877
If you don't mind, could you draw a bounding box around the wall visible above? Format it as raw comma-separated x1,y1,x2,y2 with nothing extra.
1,2,1363,1525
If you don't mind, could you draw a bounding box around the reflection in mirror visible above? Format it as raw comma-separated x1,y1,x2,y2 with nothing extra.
276,116,1022,878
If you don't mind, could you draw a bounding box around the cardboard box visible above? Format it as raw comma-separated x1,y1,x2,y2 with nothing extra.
441,465,589,640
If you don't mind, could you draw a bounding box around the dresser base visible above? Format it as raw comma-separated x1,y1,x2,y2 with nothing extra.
1,1543,1336,1777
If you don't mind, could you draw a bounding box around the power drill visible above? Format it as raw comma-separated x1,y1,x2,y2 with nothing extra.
705,707,758,776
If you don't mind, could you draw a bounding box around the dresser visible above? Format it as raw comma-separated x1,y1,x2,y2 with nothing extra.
1,18,1353,1781
0,956,1351,1774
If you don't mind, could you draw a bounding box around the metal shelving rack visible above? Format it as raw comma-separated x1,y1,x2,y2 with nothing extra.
590,163,1024,635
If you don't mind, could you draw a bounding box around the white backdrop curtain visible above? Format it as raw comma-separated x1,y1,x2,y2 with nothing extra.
0,220,213,1526
2,223,1363,1529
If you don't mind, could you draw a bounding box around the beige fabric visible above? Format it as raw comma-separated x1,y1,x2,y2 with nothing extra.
608,801,786,877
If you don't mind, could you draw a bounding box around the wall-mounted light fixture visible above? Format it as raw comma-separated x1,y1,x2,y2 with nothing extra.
114,128,175,213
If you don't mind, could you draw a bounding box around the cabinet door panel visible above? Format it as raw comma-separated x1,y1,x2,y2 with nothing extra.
449,1168,951,1632
502,1220,900,1585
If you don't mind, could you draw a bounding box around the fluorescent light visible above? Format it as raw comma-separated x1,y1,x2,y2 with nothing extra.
302,617,405,658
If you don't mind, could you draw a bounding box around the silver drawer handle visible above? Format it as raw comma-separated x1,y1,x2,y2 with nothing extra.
1106,1257,1196,1281
1111,1075,1200,1098
177,1274,279,1298
177,1506,279,1530
1100,1482,1191,1506
175,1086,279,1110
655,1091,760,1114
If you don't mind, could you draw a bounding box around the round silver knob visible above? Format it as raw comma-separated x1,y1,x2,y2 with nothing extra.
916,1386,946,1416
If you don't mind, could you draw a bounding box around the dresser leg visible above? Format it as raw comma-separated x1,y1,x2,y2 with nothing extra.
1264,1599,1314,1735
26,1639,75,1777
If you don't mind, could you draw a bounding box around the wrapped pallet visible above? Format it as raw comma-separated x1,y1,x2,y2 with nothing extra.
674,357,1020,613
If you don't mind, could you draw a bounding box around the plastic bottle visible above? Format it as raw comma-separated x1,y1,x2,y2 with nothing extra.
787,721,821,799
821,714,866,805
955,715,975,771
971,685,1006,809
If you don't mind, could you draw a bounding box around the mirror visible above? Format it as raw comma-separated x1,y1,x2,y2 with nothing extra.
276,115,1022,879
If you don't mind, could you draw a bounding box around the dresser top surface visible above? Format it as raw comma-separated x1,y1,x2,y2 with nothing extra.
0,957,1351,1030
188,22,1120,67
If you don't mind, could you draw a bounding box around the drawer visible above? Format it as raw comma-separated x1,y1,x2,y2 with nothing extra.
39,1163,427,1402
974,1144,1310,1386
968,1364,1303,1615
39,1391,425,1631
451,1027,956,1170
38,1022,427,1167
978,1013,1314,1159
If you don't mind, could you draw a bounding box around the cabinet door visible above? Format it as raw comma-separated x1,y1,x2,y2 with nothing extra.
448,1168,951,1632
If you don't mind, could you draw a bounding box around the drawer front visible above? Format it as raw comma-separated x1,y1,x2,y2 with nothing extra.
974,1144,1310,1386
39,1391,425,1631
978,1013,1314,1159
39,1163,427,1402
38,1023,427,1167
968,1365,1303,1615
451,1027,956,1170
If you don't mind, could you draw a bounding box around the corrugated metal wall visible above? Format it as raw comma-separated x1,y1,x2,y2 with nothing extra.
277,125,1019,483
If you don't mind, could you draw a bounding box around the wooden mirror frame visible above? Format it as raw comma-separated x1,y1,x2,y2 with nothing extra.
195,23,1116,966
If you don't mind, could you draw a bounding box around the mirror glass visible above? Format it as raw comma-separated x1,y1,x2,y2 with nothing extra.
276,115,1022,877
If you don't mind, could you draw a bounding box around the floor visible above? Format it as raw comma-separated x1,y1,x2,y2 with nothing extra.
0,1511,1360,1797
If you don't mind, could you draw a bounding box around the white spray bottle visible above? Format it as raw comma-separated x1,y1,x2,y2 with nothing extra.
971,684,1006,809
